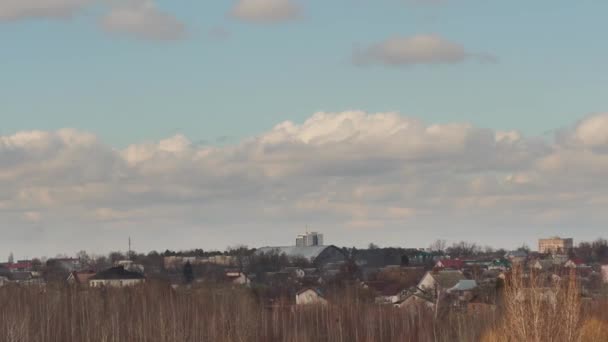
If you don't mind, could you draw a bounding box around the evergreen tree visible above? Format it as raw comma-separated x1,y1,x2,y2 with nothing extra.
183,261,194,284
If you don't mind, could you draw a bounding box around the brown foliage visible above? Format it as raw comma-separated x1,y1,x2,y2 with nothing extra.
0,274,606,342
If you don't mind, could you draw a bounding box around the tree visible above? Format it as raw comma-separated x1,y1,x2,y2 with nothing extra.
429,240,447,253
76,250,92,269
227,244,251,271
109,251,126,265
183,261,194,284
368,243,380,250
517,244,531,253
447,241,481,258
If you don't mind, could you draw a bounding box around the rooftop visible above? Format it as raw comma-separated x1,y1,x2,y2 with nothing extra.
89,266,145,280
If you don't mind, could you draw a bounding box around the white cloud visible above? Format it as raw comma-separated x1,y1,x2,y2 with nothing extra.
0,0,92,21
3,112,608,255
100,0,185,40
231,0,301,23
354,34,497,66
571,113,608,148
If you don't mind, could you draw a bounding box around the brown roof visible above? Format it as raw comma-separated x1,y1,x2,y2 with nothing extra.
430,271,465,289
364,281,404,296
69,270,96,284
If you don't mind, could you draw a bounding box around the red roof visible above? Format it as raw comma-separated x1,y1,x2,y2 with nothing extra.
7,262,32,270
436,259,464,269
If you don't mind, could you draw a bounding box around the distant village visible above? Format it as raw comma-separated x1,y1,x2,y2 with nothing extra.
1,233,608,312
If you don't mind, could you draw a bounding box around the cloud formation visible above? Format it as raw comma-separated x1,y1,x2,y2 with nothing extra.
100,0,185,40
0,0,92,21
354,34,497,66
0,0,186,41
2,111,608,254
230,0,301,23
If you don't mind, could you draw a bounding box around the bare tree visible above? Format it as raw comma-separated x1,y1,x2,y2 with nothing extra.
429,239,447,253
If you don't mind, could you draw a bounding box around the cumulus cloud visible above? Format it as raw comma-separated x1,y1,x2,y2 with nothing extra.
570,113,608,149
100,0,186,40
354,34,497,66
230,0,301,23
0,0,92,21
2,111,608,255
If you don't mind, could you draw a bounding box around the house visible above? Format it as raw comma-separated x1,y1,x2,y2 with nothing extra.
489,259,510,271
448,280,477,293
225,271,251,286
67,270,97,285
448,280,478,302
89,266,145,287
364,281,407,304
435,259,464,270
602,265,608,284
417,270,465,297
283,267,306,279
116,260,145,274
6,261,33,272
395,293,435,313
296,288,327,305
9,271,33,283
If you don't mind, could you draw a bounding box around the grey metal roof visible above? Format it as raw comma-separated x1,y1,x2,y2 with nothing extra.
255,245,334,260
449,279,477,292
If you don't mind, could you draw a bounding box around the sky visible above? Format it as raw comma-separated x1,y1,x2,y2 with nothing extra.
1,0,608,258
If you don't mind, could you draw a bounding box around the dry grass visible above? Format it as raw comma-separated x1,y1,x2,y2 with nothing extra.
0,274,606,342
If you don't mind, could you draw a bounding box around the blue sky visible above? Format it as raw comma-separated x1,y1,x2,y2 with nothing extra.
2,0,606,146
1,0,608,256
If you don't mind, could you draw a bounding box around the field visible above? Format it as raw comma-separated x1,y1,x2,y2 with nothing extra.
1,275,607,342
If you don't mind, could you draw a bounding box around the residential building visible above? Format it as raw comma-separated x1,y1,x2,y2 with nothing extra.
4,261,33,272
116,260,144,274
296,288,327,305
67,270,97,285
538,237,573,254
225,271,251,286
395,294,435,313
89,266,145,287
295,232,324,247
448,280,478,302
363,281,407,304
417,270,466,297
435,259,464,270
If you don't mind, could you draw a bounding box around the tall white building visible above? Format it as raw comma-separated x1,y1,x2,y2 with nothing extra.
296,232,324,247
